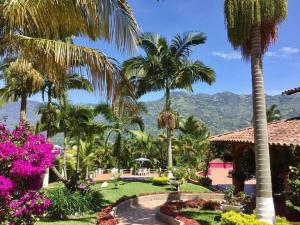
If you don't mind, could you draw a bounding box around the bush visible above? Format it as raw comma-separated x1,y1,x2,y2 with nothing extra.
221,211,291,225
203,200,221,210
286,166,300,213
45,187,103,218
172,167,189,180
0,123,57,224
96,205,119,225
152,176,169,186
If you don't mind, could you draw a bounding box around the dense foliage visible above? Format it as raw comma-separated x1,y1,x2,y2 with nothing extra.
0,123,57,224
152,176,169,186
286,166,300,213
44,187,103,218
221,211,291,225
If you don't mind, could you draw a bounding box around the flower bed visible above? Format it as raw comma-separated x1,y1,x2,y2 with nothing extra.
159,199,221,225
96,205,119,225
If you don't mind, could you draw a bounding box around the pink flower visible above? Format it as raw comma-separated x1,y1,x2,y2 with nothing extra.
0,176,14,197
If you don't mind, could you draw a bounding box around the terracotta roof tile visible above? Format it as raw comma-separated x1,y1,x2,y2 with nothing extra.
210,118,300,147
282,87,300,95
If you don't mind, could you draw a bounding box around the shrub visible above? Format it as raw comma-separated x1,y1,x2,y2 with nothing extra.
221,211,291,225
203,200,221,210
96,205,118,225
45,187,103,218
172,167,189,180
0,123,57,224
286,166,300,213
152,176,169,186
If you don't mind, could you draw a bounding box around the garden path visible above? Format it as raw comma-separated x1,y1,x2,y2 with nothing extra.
117,200,167,225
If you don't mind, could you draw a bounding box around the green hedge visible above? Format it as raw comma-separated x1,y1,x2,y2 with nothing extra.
152,176,169,186
45,187,103,218
221,211,291,225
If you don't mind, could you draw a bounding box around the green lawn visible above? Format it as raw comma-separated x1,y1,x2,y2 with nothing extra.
182,210,222,225
37,180,210,225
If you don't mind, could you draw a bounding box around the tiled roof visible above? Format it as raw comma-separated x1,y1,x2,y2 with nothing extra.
210,118,300,147
282,87,300,95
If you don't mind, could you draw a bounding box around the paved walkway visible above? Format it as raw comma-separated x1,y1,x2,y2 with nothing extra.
117,200,167,225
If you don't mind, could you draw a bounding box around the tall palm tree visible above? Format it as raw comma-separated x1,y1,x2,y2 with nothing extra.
224,1,288,223
0,0,139,101
122,32,215,168
95,104,144,171
0,59,43,121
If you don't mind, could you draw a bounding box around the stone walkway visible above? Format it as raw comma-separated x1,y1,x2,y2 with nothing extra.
117,200,167,225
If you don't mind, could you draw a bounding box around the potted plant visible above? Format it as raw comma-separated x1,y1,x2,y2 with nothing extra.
221,186,252,213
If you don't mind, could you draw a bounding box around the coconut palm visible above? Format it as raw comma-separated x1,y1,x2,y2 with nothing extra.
95,103,144,171
0,0,139,100
0,59,44,121
122,32,215,168
224,1,288,223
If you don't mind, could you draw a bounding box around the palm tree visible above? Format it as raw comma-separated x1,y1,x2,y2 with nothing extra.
122,32,215,168
0,59,43,121
178,116,210,169
267,104,282,123
95,104,144,171
224,1,288,223
0,0,139,101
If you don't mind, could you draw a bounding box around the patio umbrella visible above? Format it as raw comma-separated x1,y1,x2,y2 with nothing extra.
134,157,150,167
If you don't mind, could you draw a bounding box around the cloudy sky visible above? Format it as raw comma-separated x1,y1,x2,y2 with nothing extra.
39,0,300,103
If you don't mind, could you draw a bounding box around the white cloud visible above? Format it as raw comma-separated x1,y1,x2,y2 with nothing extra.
211,51,242,60
266,47,299,58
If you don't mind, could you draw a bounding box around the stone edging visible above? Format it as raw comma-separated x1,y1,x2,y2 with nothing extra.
156,211,184,225
111,192,224,224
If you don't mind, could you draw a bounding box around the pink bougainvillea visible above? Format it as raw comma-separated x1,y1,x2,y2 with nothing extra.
0,123,58,224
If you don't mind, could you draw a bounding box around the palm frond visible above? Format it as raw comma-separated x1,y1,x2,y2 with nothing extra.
8,35,121,100
171,32,206,58
2,0,139,51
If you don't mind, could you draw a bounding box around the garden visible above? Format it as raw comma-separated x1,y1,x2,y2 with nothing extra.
1,0,300,225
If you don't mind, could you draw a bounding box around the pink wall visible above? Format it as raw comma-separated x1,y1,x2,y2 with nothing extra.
209,162,233,169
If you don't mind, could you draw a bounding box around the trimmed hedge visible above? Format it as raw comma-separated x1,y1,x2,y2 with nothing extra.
221,211,291,225
152,176,169,186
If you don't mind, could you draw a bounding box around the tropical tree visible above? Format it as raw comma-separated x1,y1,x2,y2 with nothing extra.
122,32,215,168
267,104,282,123
0,0,139,102
0,59,43,121
95,104,144,171
178,116,211,170
224,1,288,223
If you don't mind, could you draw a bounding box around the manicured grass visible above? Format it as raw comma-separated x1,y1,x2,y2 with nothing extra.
36,214,97,225
182,210,222,225
96,180,211,203
37,180,210,225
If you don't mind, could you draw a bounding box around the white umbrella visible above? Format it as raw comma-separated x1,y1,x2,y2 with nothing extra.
134,157,150,168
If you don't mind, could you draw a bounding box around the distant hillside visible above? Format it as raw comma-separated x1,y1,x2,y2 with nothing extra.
1,92,300,139
141,92,300,135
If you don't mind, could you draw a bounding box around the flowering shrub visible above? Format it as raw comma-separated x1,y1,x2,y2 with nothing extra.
152,176,169,186
0,123,58,224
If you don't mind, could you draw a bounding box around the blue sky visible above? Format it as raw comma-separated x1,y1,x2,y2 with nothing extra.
33,0,300,103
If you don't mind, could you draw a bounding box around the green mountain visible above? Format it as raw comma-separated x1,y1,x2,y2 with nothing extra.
0,92,299,138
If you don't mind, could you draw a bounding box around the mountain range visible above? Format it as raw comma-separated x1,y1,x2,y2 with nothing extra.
0,92,299,140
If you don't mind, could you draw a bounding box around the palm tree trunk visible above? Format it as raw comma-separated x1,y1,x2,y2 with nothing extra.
20,94,27,122
251,26,275,224
167,128,173,168
63,134,68,179
165,87,171,111
76,132,81,175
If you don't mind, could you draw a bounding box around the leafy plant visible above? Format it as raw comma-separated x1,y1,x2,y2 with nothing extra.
152,176,169,186
286,166,300,213
44,187,103,218
221,211,291,225
0,123,56,224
